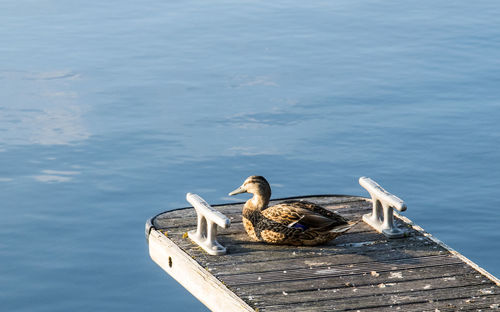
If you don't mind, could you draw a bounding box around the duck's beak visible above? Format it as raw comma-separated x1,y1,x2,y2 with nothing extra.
228,185,247,196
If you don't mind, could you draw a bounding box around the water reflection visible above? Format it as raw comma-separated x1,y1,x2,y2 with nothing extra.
227,146,281,156
231,75,278,88
33,170,80,183
222,110,317,127
0,70,89,146
24,70,81,81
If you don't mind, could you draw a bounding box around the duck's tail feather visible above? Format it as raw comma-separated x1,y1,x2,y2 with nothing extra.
329,220,359,233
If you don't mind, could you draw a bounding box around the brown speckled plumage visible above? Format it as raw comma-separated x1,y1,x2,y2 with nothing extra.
229,176,356,245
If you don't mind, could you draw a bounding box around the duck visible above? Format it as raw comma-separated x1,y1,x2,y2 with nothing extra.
228,175,356,246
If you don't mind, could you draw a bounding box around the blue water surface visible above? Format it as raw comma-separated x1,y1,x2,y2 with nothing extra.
1,1,499,311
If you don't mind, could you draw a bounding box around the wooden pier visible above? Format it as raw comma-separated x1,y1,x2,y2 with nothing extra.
146,195,500,311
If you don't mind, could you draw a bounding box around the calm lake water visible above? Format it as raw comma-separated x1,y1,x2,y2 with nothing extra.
1,1,499,311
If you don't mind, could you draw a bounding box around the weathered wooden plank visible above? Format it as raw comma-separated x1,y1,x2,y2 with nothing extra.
262,284,499,311
220,254,464,286
232,262,481,296
171,231,446,270
360,295,500,312
248,273,494,308
209,249,451,277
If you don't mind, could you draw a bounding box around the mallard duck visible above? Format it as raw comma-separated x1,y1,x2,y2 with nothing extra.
228,176,356,246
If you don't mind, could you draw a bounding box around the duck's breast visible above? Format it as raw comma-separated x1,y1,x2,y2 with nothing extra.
260,229,287,244
242,217,259,241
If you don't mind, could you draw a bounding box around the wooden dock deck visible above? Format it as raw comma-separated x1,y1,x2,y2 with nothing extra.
146,195,500,311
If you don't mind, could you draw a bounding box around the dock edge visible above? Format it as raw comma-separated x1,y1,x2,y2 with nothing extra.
146,221,255,312
395,211,500,287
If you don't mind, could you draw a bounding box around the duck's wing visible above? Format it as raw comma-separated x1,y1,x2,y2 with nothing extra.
279,200,324,211
272,200,350,224
261,204,302,225
262,204,346,230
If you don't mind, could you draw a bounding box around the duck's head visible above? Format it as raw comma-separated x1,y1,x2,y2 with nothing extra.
229,176,271,210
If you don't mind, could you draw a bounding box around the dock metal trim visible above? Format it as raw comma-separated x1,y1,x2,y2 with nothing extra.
145,218,154,240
